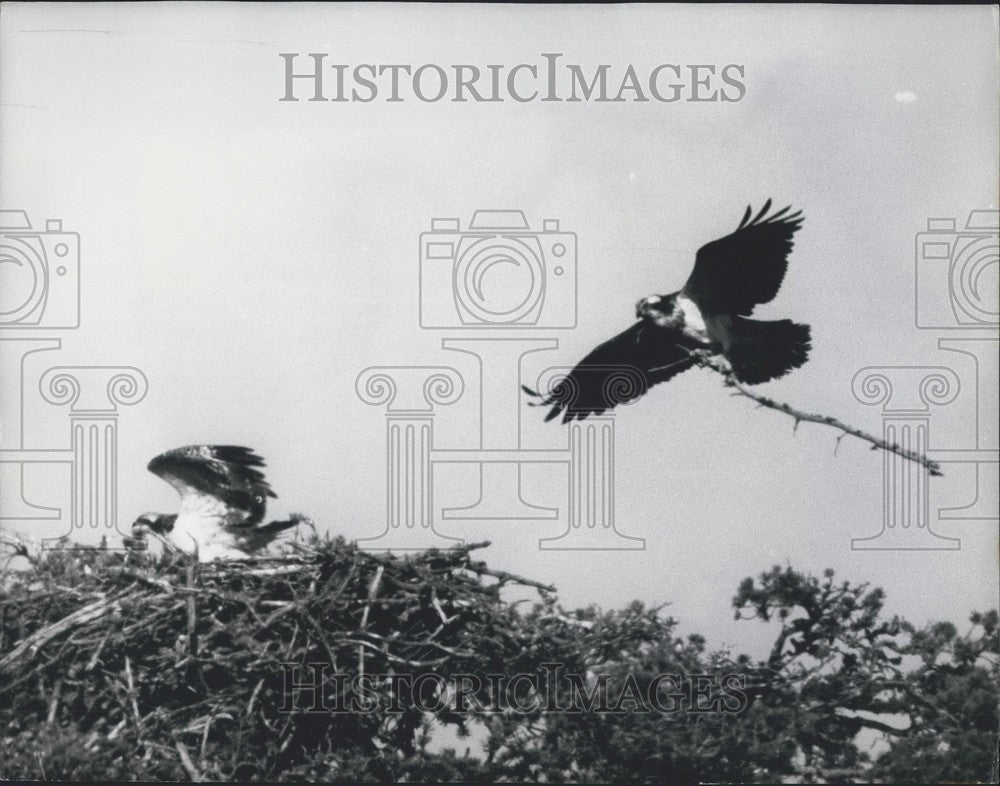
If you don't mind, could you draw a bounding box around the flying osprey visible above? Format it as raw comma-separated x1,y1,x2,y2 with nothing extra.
526,200,811,422
131,445,304,561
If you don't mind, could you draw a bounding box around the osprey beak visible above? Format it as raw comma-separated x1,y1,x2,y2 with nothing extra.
132,512,163,536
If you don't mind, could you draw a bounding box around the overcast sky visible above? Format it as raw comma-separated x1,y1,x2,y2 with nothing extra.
2,3,997,659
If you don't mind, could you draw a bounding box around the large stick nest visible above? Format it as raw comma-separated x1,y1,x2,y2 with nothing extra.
0,536,554,780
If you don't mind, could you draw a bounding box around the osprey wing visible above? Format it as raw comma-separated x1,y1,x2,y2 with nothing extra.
147,445,276,526
683,200,803,316
525,321,695,423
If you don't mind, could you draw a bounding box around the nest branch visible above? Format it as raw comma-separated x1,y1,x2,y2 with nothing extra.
0,535,554,779
682,348,943,477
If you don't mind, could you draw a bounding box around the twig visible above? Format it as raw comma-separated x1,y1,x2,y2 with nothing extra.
233,564,310,577
685,349,943,477
464,561,557,593
106,717,128,741
46,678,62,725
113,568,175,593
0,595,122,673
359,565,385,679
124,655,144,742
431,589,454,625
360,565,385,631
175,740,204,781
186,560,199,656
200,716,212,762
246,678,265,717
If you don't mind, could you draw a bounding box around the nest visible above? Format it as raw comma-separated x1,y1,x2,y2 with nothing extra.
0,536,554,780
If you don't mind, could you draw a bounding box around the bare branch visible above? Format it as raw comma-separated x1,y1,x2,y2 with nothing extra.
684,348,943,477
174,741,204,781
124,655,144,742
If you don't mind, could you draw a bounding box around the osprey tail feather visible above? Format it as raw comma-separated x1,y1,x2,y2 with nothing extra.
725,317,811,385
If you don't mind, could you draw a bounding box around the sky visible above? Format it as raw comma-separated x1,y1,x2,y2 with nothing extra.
1,3,998,660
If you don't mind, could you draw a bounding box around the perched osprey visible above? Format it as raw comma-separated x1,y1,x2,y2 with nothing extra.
527,200,811,422
132,445,304,561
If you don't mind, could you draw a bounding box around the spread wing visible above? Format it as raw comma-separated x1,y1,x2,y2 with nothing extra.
683,200,804,316
147,445,276,527
525,321,695,423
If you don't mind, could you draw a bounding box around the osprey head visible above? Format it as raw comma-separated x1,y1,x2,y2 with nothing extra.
132,512,175,536
635,293,679,324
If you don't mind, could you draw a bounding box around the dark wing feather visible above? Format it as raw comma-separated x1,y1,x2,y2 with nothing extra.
147,445,276,525
683,200,804,316
526,321,695,423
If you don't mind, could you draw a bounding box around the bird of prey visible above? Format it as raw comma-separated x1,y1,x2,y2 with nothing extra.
131,445,305,561
526,200,811,422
